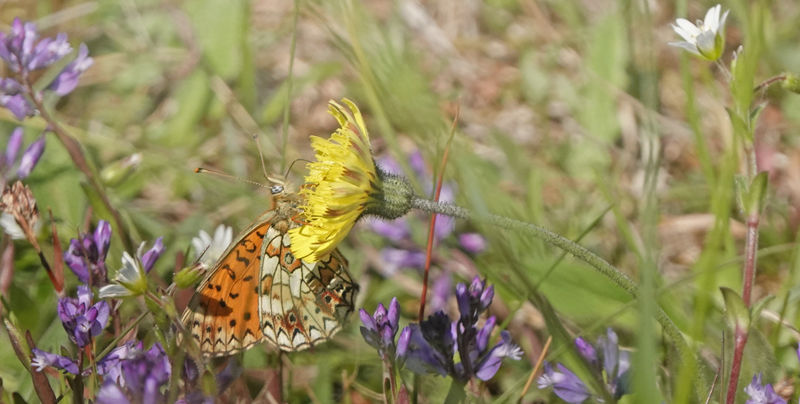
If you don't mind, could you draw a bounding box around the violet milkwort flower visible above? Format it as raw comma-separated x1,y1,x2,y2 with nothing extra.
538,363,591,404
15,132,44,179
31,348,79,375
96,342,171,404
743,373,787,404
0,127,47,184
538,328,632,403
0,18,94,121
65,220,112,285
402,277,522,382
360,297,410,360
49,44,93,95
57,285,110,347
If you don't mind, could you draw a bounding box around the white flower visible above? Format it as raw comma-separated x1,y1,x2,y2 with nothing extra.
99,252,148,298
191,224,232,268
669,4,729,61
0,212,42,240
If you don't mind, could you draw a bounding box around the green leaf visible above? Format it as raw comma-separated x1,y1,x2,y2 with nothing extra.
721,287,750,330
750,295,775,324
185,0,246,79
726,107,750,143
747,172,769,215
443,379,466,404
734,174,749,214
749,103,767,125
155,70,211,148
3,318,31,372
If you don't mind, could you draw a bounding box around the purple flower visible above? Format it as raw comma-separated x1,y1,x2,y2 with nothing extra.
0,19,71,73
16,133,44,178
49,43,93,95
744,373,787,404
408,151,426,177
455,276,494,324
402,279,521,382
428,273,452,313
96,381,132,404
0,19,92,122
380,247,426,276
4,127,23,168
31,348,79,375
57,285,110,347
26,33,71,71
65,220,112,285
0,19,37,72
360,297,402,357
140,236,165,273
458,233,487,254
538,363,591,403
97,341,142,385
97,342,171,404
0,93,34,120
369,218,410,241
538,328,631,401
0,78,21,95
574,337,598,365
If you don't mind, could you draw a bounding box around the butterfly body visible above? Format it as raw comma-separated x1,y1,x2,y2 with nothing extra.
182,189,357,356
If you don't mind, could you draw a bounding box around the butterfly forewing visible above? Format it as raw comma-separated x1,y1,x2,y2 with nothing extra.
182,216,273,357
258,226,357,351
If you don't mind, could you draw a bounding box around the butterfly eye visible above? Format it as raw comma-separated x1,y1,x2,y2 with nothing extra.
270,185,284,194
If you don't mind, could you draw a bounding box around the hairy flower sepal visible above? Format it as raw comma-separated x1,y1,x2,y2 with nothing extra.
362,168,415,220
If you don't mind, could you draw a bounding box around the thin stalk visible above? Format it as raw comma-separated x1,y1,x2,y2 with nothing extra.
753,74,787,93
741,213,759,308
280,0,300,173
26,88,134,252
408,197,694,367
725,145,761,403
725,326,749,404
95,310,148,360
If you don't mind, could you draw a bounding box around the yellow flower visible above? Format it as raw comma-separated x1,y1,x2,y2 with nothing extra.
290,98,415,262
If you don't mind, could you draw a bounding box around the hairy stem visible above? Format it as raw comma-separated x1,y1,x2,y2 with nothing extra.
409,197,699,380
725,325,749,404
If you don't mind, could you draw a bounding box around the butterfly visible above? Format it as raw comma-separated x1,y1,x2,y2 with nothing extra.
180,184,358,356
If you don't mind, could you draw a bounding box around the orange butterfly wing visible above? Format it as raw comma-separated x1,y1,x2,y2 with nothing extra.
181,215,274,357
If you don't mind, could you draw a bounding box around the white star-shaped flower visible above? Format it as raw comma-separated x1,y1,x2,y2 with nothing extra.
669,4,729,61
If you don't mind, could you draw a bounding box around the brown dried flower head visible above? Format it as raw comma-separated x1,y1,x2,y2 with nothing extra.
0,181,40,249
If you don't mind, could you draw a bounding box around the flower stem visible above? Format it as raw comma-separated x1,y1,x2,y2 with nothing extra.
95,310,148,360
409,197,695,368
725,325,748,404
741,213,759,308
753,74,787,93
25,85,134,252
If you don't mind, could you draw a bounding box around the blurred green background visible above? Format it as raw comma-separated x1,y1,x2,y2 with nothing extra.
2,0,800,402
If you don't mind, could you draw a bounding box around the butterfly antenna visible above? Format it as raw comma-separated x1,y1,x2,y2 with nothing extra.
252,134,270,181
284,158,312,182
194,167,269,188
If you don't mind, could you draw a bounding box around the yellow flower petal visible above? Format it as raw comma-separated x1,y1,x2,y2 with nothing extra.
289,99,380,262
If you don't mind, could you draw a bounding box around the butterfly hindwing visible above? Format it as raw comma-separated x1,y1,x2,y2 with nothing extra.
258,227,357,351
182,193,357,356
182,216,274,357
